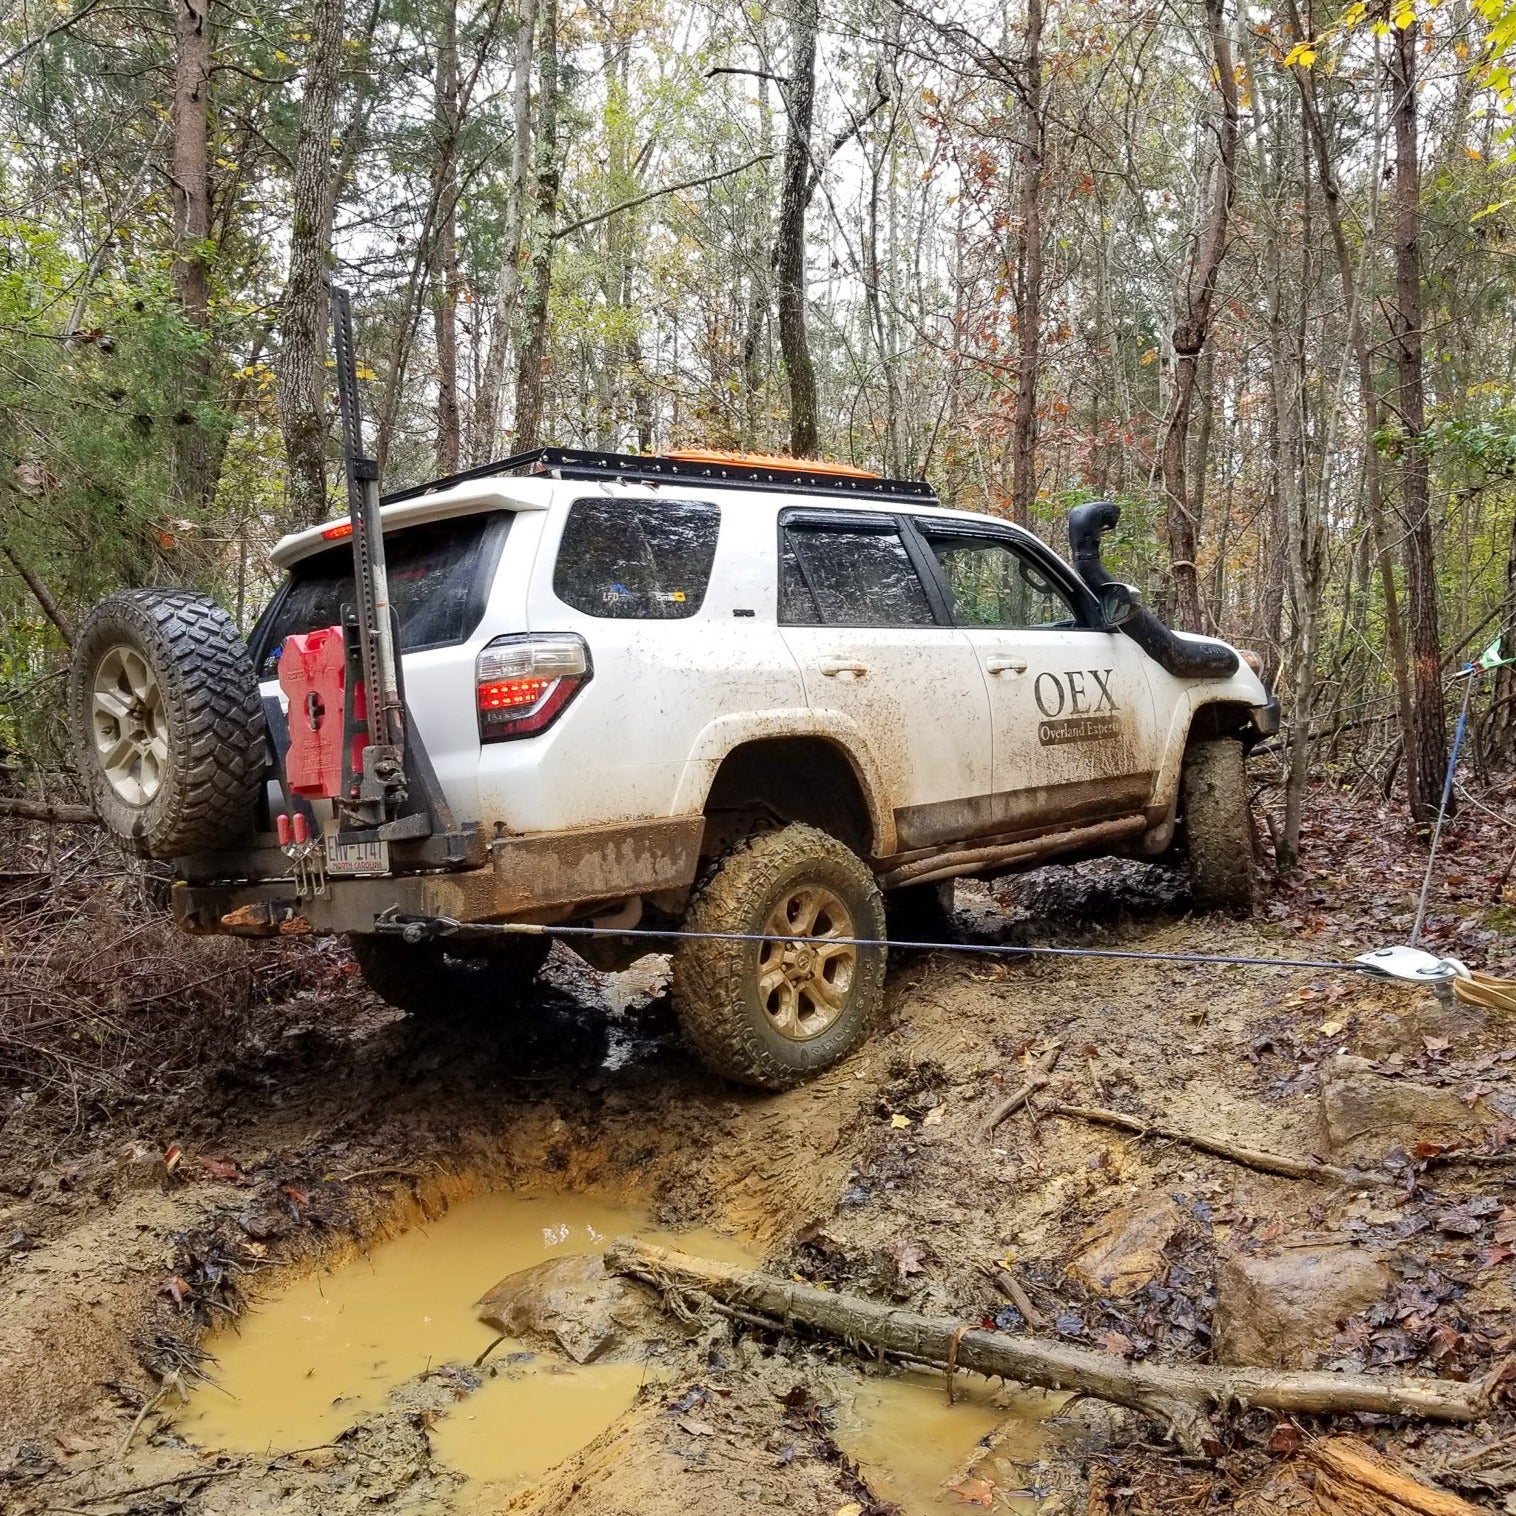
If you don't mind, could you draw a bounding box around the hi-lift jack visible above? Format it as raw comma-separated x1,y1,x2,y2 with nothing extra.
269,287,464,896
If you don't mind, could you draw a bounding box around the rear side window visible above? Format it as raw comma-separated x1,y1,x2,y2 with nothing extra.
253,513,506,678
780,524,936,627
553,497,720,619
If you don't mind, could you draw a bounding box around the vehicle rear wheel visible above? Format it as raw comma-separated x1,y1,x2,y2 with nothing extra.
1181,738,1255,913
672,824,887,1090
349,933,551,1017
68,590,266,859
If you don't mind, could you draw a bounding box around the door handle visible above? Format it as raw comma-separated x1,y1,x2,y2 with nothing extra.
985,657,1028,675
819,659,868,678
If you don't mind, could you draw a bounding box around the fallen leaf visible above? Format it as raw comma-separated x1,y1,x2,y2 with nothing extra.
946,1476,996,1507
1267,1420,1304,1455
1318,1019,1345,1037
676,1416,714,1437
199,1157,241,1182
163,1144,183,1173
923,1104,946,1127
835,1505,864,1516
890,1113,912,1129
1098,1331,1135,1356
889,1238,926,1278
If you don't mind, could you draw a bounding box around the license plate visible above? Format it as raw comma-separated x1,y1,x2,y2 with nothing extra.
326,835,390,876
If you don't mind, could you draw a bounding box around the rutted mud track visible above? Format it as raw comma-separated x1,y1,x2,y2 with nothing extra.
2,857,1513,1514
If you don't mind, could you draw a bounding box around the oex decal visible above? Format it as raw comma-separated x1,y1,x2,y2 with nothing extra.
1034,669,1122,746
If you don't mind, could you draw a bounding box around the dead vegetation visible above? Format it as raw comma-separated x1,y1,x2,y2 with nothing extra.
1,778,1515,1513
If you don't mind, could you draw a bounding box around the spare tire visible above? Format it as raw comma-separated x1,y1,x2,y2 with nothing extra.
69,589,267,859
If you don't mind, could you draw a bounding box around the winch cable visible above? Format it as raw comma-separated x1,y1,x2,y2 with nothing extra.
379,914,1356,975
378,654,1516,1003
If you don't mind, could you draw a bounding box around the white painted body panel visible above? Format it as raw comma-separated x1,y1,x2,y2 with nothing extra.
266,474,1272,864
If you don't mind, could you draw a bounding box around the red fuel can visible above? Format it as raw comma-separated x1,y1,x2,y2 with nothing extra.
278,626,365,799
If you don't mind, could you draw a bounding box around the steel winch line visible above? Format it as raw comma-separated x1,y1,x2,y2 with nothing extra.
378,913,1359,974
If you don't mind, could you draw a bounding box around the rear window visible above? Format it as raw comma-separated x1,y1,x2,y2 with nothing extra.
253,513,507,678
553,497,720,619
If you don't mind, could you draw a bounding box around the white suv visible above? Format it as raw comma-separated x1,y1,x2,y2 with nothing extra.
68,449,1276,1088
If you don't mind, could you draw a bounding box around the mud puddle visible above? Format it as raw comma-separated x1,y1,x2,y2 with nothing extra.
837,1372,1060,1513
177,1190,745,1459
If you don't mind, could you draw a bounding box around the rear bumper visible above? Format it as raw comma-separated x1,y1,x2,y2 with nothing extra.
173,816,705,938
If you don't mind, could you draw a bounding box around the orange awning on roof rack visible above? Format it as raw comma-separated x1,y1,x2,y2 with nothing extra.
665,448,880,480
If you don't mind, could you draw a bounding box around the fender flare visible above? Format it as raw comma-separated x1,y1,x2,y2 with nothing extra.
670,709,898,856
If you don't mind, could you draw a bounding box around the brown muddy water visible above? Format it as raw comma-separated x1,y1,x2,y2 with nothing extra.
176,1189,1053,1508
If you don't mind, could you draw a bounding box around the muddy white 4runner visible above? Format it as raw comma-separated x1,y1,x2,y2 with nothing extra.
68,307,1275,1090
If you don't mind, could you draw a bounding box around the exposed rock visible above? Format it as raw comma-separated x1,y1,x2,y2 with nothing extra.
1353,995,1488,1058
476,1253,651,1364
1065,1196,1183,1298
1212,1244,1390,1368
1318,1053,1495,1163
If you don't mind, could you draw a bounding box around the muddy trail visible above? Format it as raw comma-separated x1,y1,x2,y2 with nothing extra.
2,823,1515,1515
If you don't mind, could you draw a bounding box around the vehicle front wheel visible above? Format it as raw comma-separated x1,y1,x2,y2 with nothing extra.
349,933,550,1017
672,824,887,1090
1181,738,1256,913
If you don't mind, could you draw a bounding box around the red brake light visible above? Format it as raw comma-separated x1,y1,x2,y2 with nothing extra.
476,634,591,741
321,521,354,541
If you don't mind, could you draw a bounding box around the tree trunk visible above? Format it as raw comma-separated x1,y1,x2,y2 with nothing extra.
169,0,214,513
607,1241,1485,1461
510,0,558,451
1156,0,1237,631
276,0,344,528
1388,20,1448,824
775,0,819,458
1289,17,1418,812
1010,0,1044,529
433,0,462,474
473,0,539,460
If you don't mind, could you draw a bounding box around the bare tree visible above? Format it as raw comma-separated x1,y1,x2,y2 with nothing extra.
169,0,214,511
276,0,344,527
1388,18,1448,822
775,0,819,457
1010,0,1044,528
1157,0,1238,630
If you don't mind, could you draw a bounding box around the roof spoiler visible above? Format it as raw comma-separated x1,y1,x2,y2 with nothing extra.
1067,501,1238,681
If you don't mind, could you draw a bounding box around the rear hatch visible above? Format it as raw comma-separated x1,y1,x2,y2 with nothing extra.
249,511,515,825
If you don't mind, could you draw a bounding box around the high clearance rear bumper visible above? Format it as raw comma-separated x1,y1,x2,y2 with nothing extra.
172,816,705,938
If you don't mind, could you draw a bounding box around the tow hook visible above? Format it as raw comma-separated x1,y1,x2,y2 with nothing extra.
219,900,309,937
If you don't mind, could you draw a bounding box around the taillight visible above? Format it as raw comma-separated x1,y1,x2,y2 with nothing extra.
476,633,591,741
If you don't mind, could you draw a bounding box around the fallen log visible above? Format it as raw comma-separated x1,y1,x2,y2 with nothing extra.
979,1041,1063,1138
605,1240,1485,1458
0,796,99,825
1050,1102,1393,1189
1309,1436,1484,1516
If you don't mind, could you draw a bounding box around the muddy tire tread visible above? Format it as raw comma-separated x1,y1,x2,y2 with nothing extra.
1181,737,1255,912
672,824,887,1090
69,589,267,859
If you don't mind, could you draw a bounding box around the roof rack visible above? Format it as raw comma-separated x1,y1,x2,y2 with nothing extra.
381,446,938,507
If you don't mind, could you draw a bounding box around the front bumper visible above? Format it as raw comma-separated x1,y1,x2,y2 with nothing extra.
172,816,705,938
1247,696,1282,743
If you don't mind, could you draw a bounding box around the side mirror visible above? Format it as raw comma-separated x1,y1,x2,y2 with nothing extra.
1099,581,1142,629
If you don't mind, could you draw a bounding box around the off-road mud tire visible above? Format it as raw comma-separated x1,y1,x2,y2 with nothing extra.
349,933,551,1017
68,590,266,859
1181,737,1255,913
672,824,887,1090
885,879,956,946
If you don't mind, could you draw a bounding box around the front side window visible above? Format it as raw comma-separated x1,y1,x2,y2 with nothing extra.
923,535,1078,630
553,497,720,619
780,524,937,627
